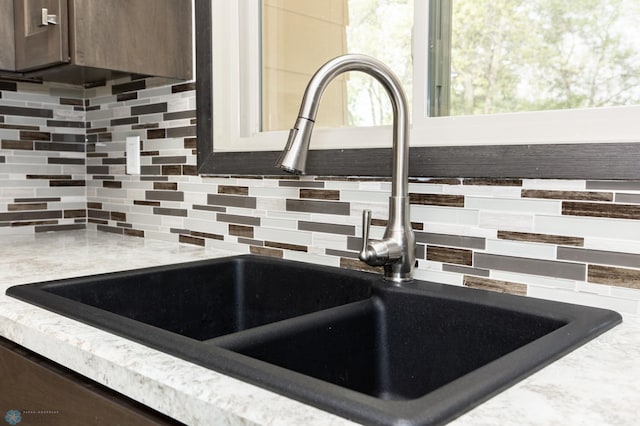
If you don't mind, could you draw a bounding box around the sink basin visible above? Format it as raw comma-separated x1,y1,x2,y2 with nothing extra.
7,255,372,343
222,286,566,401
6,254,621,425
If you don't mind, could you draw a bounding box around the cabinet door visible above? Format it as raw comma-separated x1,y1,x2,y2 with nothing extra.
69,0,192,80
0,337,180,425
0,0,16,71
14,0,69,71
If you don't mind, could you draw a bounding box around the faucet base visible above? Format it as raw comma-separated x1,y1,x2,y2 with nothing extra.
382,272,414,283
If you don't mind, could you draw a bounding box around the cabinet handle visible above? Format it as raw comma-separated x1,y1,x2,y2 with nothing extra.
40,8,58,26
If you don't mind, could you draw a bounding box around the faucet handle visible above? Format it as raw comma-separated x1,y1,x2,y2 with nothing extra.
359,209,373,262
360,210,402,266
359,209,402,267
362,209,372,243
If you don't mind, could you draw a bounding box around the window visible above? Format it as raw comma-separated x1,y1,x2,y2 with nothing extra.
261,0,413,130
434,0,640,117
211,0,640,153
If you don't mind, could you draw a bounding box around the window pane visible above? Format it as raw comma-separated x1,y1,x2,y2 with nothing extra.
261,0,413,131
447,0,640,116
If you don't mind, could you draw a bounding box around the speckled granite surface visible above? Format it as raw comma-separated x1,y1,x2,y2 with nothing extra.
0,231,638,425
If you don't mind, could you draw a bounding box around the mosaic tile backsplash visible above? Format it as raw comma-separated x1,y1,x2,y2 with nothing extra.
2,78,640,315
0,80,87,233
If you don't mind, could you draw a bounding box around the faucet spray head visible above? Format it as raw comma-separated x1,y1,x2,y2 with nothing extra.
275,117,315,174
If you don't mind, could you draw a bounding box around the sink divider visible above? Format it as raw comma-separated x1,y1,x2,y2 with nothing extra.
207,298,376,350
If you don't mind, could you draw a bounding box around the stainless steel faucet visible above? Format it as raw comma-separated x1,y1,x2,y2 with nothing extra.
276,54,415,282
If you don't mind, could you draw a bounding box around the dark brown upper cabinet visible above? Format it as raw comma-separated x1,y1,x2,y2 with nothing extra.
0,0,192,86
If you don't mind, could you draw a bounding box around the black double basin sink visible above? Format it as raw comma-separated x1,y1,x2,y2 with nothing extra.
6,255,621,425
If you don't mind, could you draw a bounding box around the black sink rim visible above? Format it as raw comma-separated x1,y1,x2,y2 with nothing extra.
5,254,622,426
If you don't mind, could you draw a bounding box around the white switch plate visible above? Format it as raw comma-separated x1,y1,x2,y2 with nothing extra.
126,136,141,175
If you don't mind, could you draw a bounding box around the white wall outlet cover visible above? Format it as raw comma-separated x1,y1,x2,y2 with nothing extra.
126,136,141,175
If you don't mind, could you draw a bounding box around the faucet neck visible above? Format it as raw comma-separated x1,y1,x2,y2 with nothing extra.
296,54,410,198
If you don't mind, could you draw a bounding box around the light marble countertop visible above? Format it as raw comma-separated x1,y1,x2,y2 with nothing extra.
0,230,638,425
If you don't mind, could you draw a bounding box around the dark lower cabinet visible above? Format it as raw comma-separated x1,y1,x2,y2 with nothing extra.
0,336,182,425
